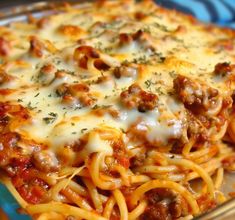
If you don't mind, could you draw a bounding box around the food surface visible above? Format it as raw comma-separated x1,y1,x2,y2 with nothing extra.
0,0,235,219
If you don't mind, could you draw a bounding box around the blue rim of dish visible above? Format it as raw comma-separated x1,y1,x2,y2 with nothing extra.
0,183,30,220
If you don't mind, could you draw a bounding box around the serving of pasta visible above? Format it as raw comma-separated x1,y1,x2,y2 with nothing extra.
0,0,235,219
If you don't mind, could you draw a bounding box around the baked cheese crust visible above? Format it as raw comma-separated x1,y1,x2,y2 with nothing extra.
0,0,235,219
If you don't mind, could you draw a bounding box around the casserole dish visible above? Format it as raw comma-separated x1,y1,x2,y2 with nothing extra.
0,1,234,219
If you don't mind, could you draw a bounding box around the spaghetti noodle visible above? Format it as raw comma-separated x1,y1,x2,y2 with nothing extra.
0,0,235,219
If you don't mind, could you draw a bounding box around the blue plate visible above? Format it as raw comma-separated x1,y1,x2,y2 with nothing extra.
0,183,30,220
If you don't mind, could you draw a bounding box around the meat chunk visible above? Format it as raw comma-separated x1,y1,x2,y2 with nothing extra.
56,83,95,107
38,63,56,85
119,30,155,51
173,74,218,109
130,152,146,168
74,45,118,71
73,45,100,69
113,141,130,169
36,17,50,29
146,188,175,204
197,194,217,212
174,75,231,143
173,75,230,141
119,33,133,45
213,62,235,76
0,37,11,56
0,104,34,172
29,36,45,58
134,11,147,20
74,45,99,60
33,150,59,172
186,110,208,141
120,83,158,112
40,63,56,75
140,189,188,220
140,203,171,220
0,102,30,123
93,59,110,71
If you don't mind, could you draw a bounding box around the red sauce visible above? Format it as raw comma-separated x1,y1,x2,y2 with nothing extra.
12,168,48,204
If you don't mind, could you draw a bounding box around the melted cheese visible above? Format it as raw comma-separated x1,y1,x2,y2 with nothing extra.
85,131,113,155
